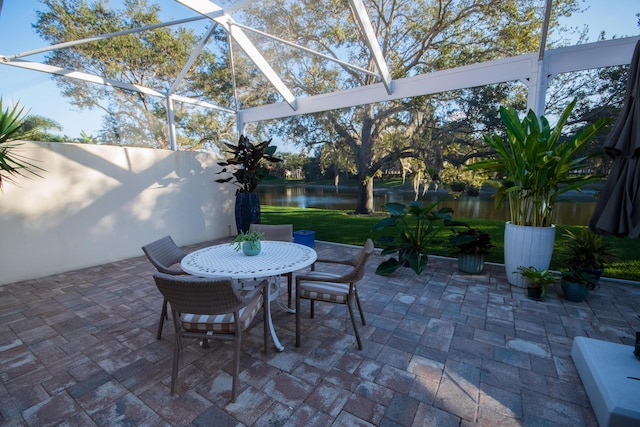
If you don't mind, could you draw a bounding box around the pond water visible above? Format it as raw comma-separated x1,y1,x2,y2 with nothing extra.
257,184,599,226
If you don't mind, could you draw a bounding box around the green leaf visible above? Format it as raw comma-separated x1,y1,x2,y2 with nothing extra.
372,217,397,230
375,258,402,276
380,246,399,256
384,202,408,217
405,252,428,275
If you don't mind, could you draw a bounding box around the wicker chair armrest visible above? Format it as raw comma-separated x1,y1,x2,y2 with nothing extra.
311,258,355,272
315,257,350,265
296,268,353,283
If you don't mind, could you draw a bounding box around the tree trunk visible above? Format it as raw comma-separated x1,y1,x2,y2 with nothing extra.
354,175,374,214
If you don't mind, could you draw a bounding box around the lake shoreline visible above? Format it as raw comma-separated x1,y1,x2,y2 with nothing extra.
261,182,601,203
257,183,598,226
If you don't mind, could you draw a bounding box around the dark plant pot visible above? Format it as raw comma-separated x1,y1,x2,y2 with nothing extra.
568,264,604,290
561,279,589,302
458,254,484,274
527,287,543,301
235,192,260,234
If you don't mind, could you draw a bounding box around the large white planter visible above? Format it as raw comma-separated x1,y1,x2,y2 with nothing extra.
504,222,556,287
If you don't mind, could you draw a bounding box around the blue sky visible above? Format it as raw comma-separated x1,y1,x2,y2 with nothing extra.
0,1,638,142
0,1,198,140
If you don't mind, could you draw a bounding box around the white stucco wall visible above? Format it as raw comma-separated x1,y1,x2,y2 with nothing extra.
0,141,237,285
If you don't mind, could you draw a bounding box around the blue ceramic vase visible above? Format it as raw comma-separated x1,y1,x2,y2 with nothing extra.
242,241,261,256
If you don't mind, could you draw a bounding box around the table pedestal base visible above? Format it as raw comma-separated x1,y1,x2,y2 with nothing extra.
267,281,285,352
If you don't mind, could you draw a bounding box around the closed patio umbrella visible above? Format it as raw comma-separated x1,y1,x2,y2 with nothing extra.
589,40,640,238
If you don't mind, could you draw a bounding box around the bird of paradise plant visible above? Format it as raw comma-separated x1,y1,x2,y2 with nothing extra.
466,99,609,227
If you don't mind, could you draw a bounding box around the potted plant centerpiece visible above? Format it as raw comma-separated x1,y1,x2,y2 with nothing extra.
231,230,265,256
466,99,609,287
372,201,465,276
216,135,282,233
449,228,493,274
563,228,617,289
516,266,560,300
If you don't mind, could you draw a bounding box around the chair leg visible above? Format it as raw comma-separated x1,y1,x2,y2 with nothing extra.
263,285,269,354
310,299,315,318
287,272,293,309
346,296,363,350
232,316,241,402
157,299,168,340
295,281,301,348
171,311,185,382
354,288,366,325
171,331,181,394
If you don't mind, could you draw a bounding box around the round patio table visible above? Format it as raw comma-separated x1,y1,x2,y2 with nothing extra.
181,241,317,351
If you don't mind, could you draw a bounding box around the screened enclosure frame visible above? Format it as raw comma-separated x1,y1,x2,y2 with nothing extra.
0,0,639,150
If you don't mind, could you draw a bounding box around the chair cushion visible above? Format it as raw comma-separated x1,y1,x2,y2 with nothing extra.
181,291,263,333
299,272,350,303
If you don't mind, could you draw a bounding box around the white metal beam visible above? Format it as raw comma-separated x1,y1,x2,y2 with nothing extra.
176,0,298,110
545,37,640,75
5,15,210,61
216,0,255,13
241,54,537,123
168,25,218,95
167,96,178,150
528,0,553,115
0,58,166,97
528,36,640,115
0,57,235,113
170,94,235,112
240,36,640,123
348,0,393,94
538,0,553,61
230,21,379,78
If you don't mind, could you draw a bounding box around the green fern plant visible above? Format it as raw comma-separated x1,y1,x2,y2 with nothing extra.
0,99,44,190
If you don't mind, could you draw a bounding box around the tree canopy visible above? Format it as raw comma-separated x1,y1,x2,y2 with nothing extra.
243,0,585,213
34,0,235,149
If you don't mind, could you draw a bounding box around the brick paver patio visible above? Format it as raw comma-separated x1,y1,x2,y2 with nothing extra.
1,240,639,426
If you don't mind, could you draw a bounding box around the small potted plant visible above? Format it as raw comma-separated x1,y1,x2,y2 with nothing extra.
372,201,465,275
215,135,282,233
563,229,617,289
449,228,493,274
560,269,598,302
516,266,560,300
231,230,264,256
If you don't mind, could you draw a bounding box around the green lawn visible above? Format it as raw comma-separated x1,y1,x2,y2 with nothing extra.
262,205,640,282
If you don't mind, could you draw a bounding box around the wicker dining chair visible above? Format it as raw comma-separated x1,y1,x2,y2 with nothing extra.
152,272,268,401
249,223,295,308
142,235,188,339
295,238,374,350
